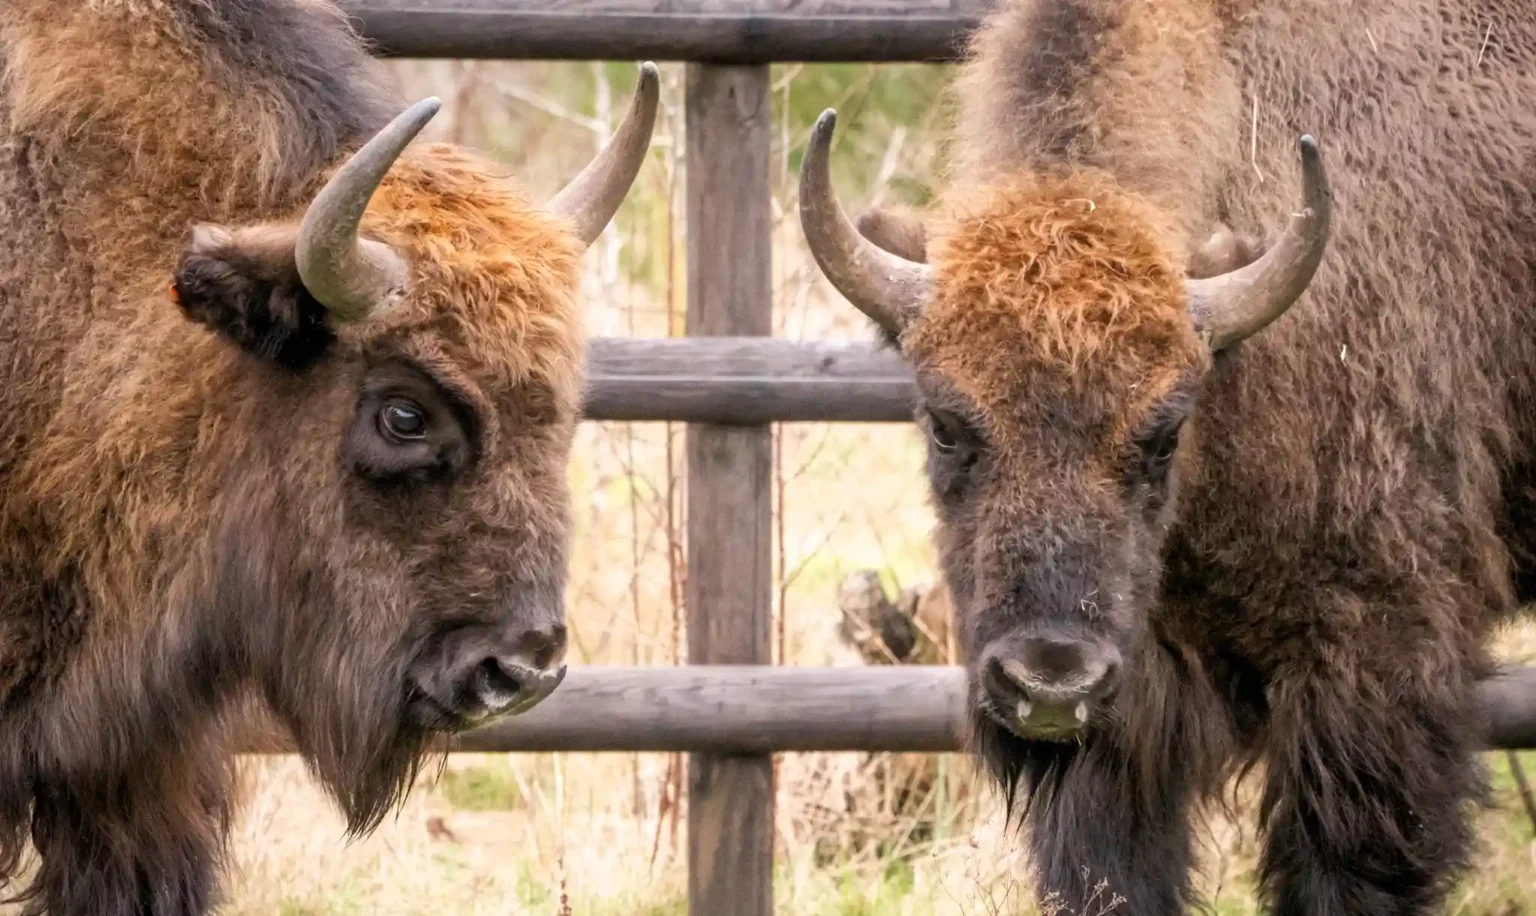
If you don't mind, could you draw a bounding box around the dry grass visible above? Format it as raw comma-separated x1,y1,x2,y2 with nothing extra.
9,58,1536,915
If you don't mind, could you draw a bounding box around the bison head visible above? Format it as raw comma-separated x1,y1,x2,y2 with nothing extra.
799,111,1329,769
150,69,659,830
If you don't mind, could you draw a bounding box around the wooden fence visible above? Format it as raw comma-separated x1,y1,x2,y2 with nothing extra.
312,4,1536,913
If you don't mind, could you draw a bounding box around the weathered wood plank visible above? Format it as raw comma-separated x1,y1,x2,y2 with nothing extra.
352,1,988,11
685,62,775,916
339,1,989,62
583,338,915,423
235,665,1536,754
587,337,905,379
455,667,966,753
585,375,914,423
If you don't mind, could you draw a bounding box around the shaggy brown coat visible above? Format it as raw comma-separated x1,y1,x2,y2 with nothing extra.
853,1,1536,913
0,2,598,913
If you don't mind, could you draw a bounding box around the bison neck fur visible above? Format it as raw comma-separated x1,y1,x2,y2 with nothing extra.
0,2,585,913
897,0,1536,913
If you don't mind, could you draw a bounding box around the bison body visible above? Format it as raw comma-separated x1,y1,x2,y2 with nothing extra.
802,0,1536,912
0,2,654,913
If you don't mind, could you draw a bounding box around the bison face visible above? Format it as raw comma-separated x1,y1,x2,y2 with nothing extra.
898,249,1191,753
162,74,658,831
797,112,1330,762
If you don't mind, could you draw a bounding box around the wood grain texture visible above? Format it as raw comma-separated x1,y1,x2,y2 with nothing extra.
685,62,775,916
584,337,914,423
454,667,966,753
347,1,989,11
587,337,905,378
238,665,1536,754
585,375,914,422
337,1,990,61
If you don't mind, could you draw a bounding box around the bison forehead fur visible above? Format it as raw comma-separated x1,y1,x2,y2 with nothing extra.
0,1,610,913
911,172,1207,436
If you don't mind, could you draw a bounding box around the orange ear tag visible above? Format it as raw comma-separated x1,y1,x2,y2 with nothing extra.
169,282,180,305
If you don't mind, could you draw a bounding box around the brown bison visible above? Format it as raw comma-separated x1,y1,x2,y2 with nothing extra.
801,0,1536,913
0,1,656,913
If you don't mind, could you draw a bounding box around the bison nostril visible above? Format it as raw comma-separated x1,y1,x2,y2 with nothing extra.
982,635,1120,739
510,622,568,671
999,658,1034,692
468,654,568,718
472,657,524,712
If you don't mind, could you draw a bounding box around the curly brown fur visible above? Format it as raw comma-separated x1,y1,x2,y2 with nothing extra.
0,2,592,913
848,0,1536,912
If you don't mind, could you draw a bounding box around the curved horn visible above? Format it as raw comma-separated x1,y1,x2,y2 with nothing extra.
1187,135,1333,351
296,97,441,322
799,110,932,339
547,62,661,249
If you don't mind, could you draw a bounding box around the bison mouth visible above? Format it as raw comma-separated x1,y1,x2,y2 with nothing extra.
404,662,567,732
977,697,1086,745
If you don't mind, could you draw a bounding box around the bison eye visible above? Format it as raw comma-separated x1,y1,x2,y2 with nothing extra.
931,423,958,453
379,401,428,442
927,409,968,454
1141,417,1185,477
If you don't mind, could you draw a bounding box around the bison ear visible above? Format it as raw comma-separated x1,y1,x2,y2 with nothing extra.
1186,224,1266,280
172,224,336,370
856,206,930,264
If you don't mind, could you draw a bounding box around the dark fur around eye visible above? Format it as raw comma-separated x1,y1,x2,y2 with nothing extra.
929,410,961,453
926,408,983,502
1134,411,1188,490
344,363,478,484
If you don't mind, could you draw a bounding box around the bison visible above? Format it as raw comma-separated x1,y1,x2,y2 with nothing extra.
800,0,1536,913
0,1,656,913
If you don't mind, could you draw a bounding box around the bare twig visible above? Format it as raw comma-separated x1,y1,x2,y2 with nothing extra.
1250,93,1267,184
1507,751,1536,837
494,79,607,135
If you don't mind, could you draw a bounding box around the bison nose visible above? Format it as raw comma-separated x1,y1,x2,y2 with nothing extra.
980,636,1119,739
467,622,569,718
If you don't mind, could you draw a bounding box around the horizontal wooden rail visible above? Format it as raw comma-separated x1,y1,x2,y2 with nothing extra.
240,665,1536,754
340,2,990,63
584,337,913,423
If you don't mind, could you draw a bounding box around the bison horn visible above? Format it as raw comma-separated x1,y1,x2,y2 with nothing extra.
296,97,442,323
547,62,662,249
1186,135,1333,351
799,109,933,340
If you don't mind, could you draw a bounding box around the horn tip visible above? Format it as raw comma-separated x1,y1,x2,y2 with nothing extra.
406,96,443,127
1296,133,1330,204
813,108,838,140
632,63,661,115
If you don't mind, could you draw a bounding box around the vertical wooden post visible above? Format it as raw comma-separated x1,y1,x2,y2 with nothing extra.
684,63,774,916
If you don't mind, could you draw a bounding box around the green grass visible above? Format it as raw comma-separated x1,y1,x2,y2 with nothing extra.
438,765,523,812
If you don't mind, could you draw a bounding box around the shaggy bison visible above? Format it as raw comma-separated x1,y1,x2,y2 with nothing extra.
801,0,1536,913
0,1,656,912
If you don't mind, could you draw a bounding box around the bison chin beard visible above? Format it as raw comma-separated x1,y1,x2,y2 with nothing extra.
215,509,450,836
969,700,1088,822
262,634,442,837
